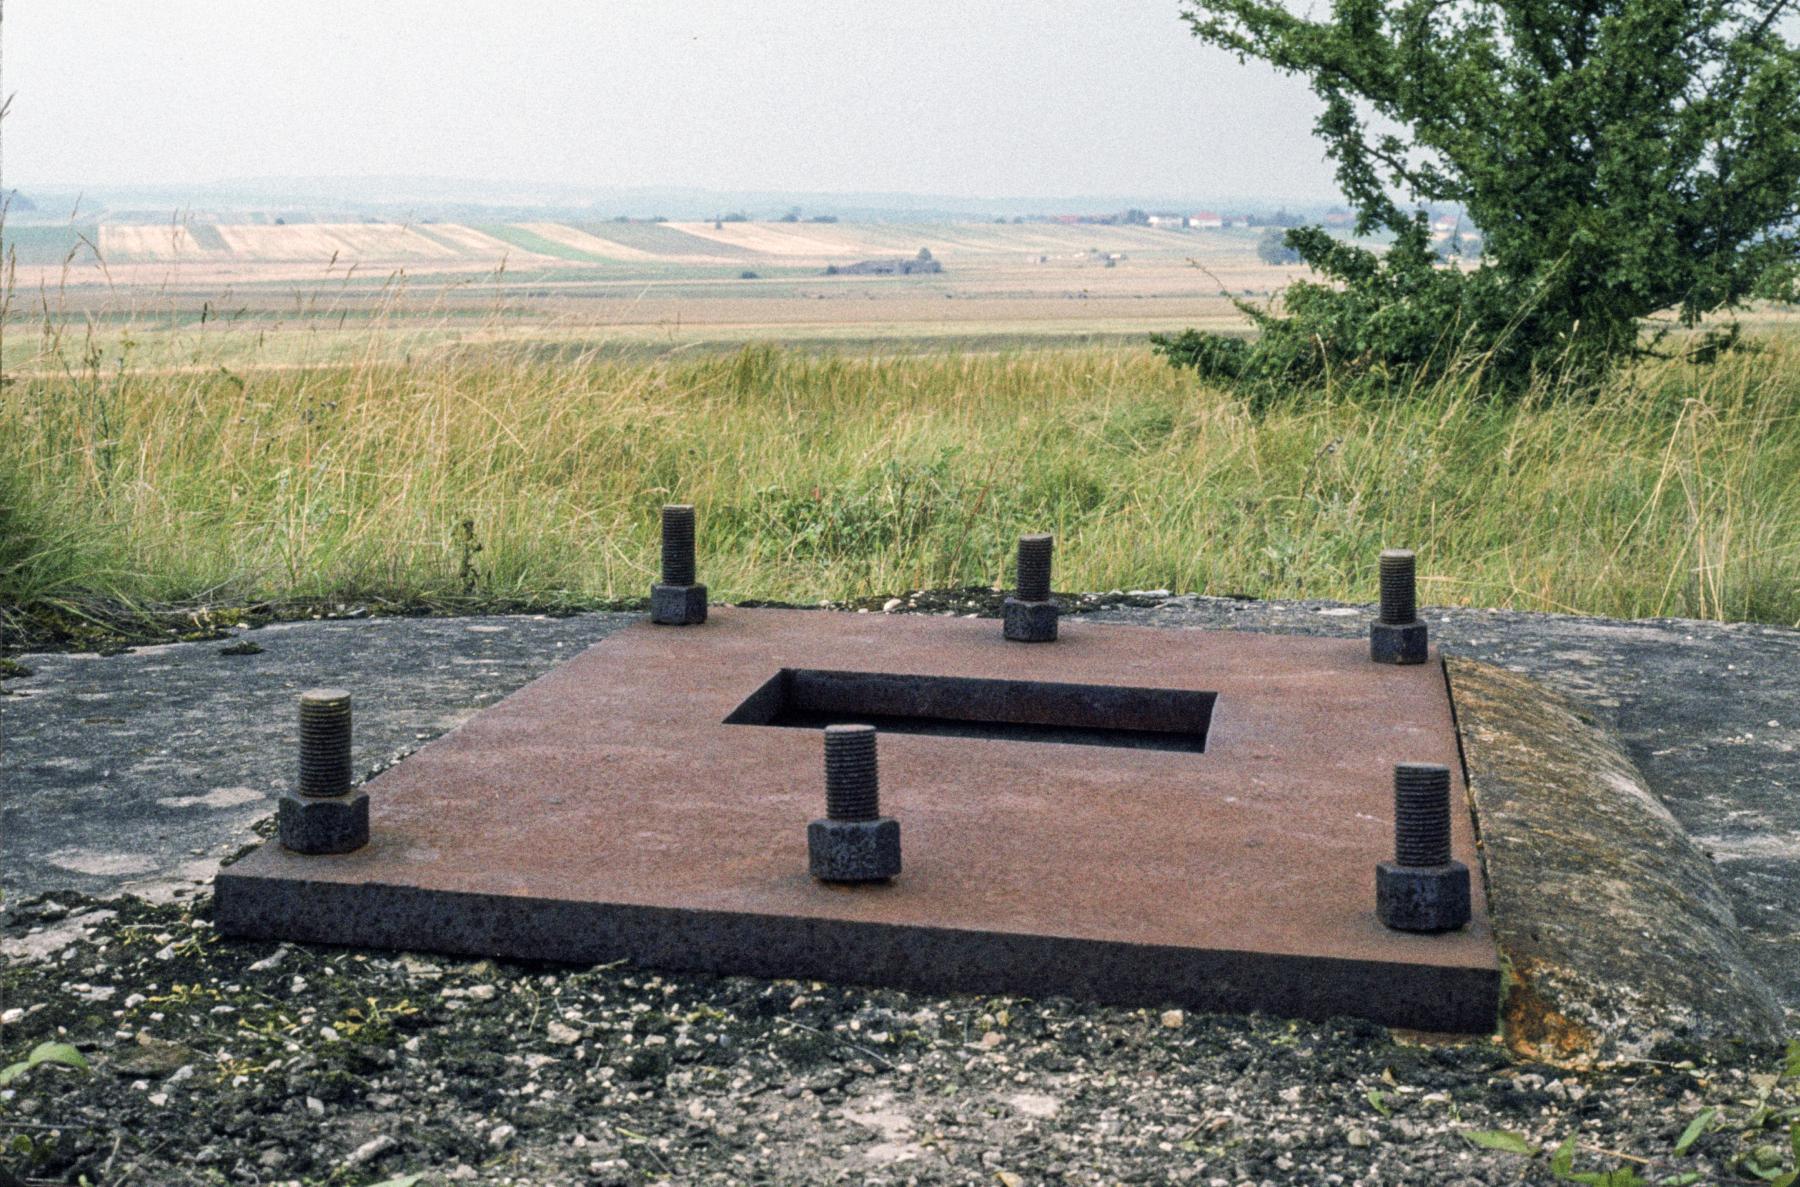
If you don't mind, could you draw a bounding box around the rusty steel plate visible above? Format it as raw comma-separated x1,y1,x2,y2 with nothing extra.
216,608,1499,1031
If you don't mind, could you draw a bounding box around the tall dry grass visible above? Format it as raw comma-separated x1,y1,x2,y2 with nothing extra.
3,328,1798,635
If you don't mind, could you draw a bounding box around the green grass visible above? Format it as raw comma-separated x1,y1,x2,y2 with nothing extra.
186,223,229,252
1,226,100,267
3,334,1798,642
469,225,618,264
572,222,755,256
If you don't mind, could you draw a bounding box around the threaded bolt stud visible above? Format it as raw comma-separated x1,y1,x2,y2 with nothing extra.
824,724,880,821
661,504,697,587
1392,763,1452,867
1375,761,1470,932
297,689,353,798
1378,549,1418,625
1016,533,1054,602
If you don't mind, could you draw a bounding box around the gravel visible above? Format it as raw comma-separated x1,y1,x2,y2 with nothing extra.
2,892,1796,1186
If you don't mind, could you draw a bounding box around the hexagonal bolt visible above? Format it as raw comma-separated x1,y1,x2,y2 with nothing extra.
1004,533,1058,643
1369,547,1427,664
1375,763,1470,933
282,689,369,855
808,724,900,883
651,503,708,625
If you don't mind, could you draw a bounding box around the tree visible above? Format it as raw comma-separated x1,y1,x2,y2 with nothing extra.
1256,227,1303,264
1160,0,1800,397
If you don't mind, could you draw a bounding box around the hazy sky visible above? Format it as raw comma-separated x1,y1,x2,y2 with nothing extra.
4,1,1339,201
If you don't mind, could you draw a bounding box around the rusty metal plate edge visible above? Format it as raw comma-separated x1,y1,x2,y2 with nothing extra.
214,870,1499,1032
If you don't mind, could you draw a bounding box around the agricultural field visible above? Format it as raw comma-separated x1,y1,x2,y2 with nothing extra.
1,217,1307,370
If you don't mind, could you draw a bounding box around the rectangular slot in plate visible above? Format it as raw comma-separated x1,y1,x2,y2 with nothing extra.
724,668,1215,753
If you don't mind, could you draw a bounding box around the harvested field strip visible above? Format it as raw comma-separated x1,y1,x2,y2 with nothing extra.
212,224,467,262
99,224,222,262
407,223,520,259
516,223,662,262
667,221,879,258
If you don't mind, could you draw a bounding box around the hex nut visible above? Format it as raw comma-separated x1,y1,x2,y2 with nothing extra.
1376,859,1471,932
1002,597,1058,643
808,817,901,882
279,789,370,855
651,583,708,626
1370,619,1429,664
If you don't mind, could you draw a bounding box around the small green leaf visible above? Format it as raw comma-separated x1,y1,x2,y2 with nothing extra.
1673,1108,1716,1155
1782,1038,1800,1080
0,1042,89,1085
1366,1088,1392,1117
1659,1174,1702,1186
26,1041,89,1072
367,1176,422,1187
1463,1129,1539,1155
1552,1134,1578,1176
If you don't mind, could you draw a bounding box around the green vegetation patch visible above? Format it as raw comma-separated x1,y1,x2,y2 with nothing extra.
469,225,615,264
1,226,97,266
2,340,1797,640
186,222,229,252
573,221,757,257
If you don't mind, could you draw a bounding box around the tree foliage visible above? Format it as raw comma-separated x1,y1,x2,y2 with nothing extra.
1256,227,1304,264
1159,0,1800,399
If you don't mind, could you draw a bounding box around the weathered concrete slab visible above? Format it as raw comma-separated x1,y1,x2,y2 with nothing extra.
7,595,1796,1043
1086,598,1800,1021
0,613,637,903
1448,657,1786,1059
215,609,1498,1032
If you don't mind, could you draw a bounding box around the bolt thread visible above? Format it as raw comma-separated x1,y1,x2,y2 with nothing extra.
298,689,352,797
823,724,879,821
1379,549,1417,624
1393,762,1453,867
1016,533,1054,602
661,504,696,586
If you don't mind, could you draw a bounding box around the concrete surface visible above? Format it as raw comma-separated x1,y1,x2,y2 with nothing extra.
5,597,1796,1023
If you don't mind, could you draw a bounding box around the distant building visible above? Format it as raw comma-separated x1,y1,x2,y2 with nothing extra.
1146,214,1187,229
1188,212,1224,229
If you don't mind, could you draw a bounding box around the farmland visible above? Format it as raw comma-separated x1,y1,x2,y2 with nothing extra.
4,218,1306,370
